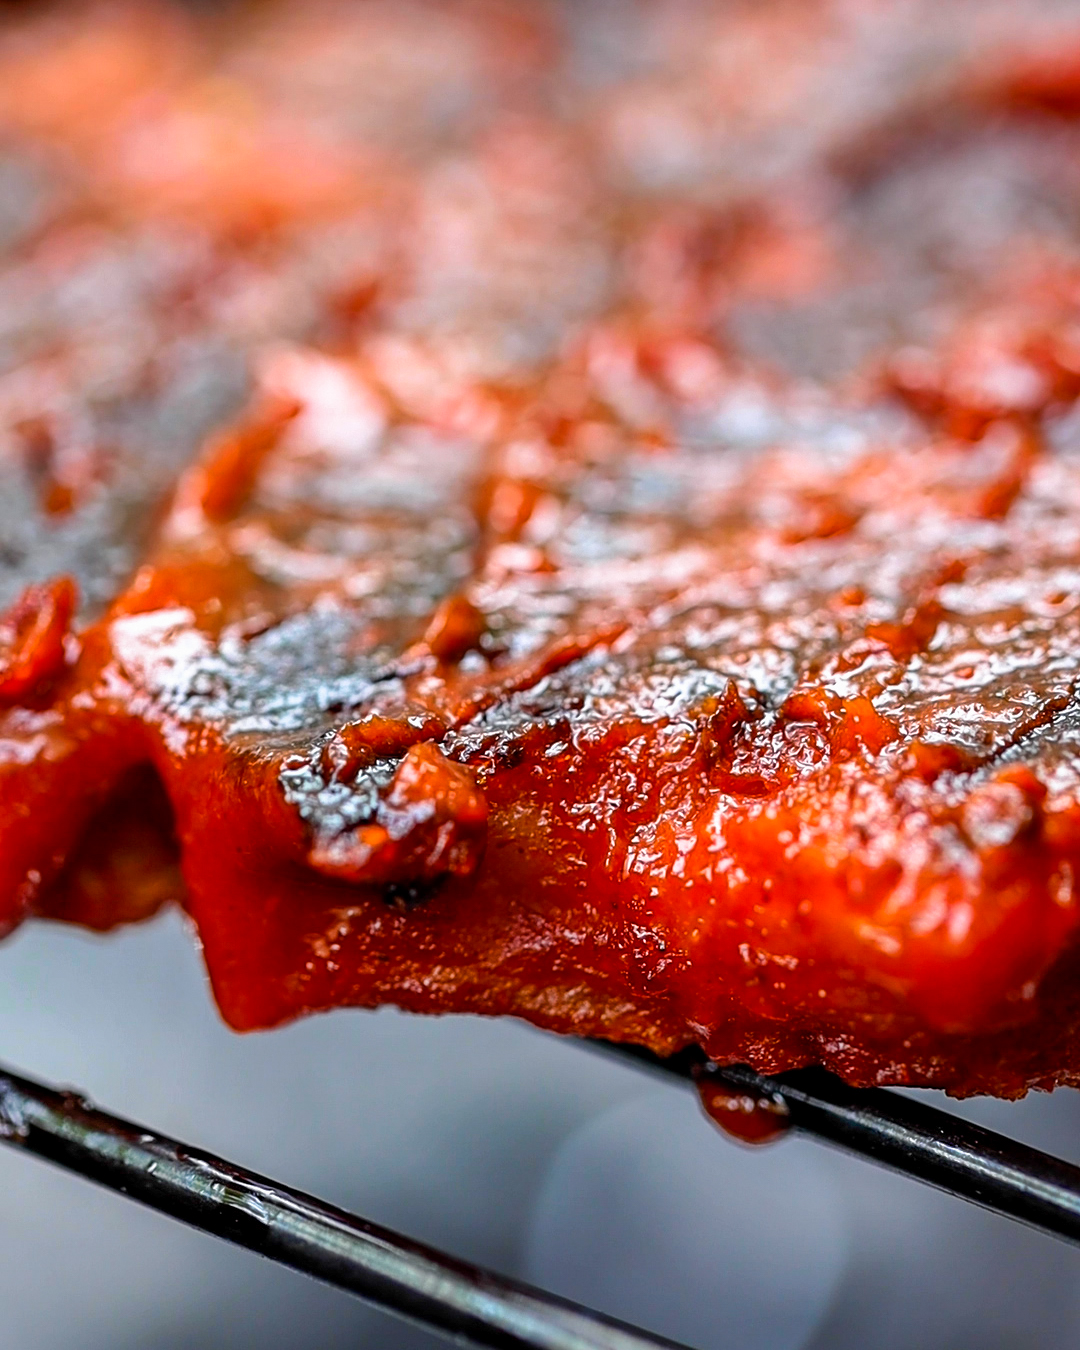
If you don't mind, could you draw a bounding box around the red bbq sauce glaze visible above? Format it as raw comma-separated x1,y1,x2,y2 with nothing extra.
43,328,1080,1100
0,2,1078,1100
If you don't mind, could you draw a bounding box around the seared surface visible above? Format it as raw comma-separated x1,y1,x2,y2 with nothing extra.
4,0,1080,1093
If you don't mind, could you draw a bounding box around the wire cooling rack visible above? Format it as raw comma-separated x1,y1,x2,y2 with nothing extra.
2,1042,1079,1349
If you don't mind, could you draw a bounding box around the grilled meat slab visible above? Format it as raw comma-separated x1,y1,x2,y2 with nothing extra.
4,0,1080,1094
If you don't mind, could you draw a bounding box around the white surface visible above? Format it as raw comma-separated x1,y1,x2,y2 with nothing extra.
0,911,1078,1348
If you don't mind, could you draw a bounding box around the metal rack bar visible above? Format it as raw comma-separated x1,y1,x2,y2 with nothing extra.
594,1042,1080,1247
0,1061,690,1350
8,1039,1080,1350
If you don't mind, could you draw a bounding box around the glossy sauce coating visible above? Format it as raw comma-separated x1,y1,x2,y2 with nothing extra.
4,1,1080,1095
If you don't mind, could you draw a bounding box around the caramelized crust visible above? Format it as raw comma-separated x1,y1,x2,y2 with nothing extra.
3,1,1080,1094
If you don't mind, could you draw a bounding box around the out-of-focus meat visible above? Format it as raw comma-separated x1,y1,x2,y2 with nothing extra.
38,764,183,931
3,0,1080,1096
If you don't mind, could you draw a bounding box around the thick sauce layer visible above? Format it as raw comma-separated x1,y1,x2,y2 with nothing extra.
3,1,1080,1094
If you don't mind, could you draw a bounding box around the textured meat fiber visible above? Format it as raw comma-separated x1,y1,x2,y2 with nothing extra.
3,0,1080,1094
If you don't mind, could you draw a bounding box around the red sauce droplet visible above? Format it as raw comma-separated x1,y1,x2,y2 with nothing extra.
695,1071,791,1145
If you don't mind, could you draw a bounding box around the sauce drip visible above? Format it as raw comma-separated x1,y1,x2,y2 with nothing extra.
696,1070,792,1146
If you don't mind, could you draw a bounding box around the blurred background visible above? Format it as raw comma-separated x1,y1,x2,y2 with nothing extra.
1,912,1080,1350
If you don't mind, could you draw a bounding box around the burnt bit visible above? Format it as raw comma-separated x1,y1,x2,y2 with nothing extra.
856,559,962,663
703,680,751,754
702,681,774,793
415,594,487,665
0,575,77,704
866,596,943,660
189,394,302,523
489,737,528,771
308,742,488,888
781,686,898,757
320,711,447,782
